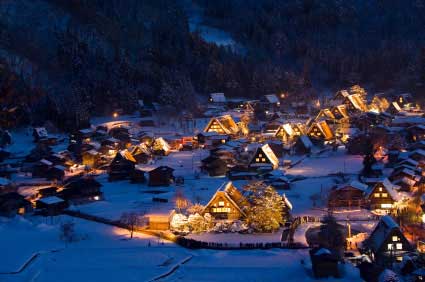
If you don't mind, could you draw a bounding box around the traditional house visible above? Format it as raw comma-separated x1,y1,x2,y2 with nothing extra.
331,105,349,120
47,165,66,181
60,177,103,202
315,108,336,123
275,123,296,143
32,159,53,178
201,155,229,177
333,90,350,104
310,248,340,278
387,102,402,115
396,93,412,107
328,181,368,209
293,135,313,155
35,196,68,215
148,166,174,186
261,94,280,111
248,144,279,170
33,127,48,142
82,149,100,168
0,192,32,217
108,150,136,181
365,215,412,265
152,137,171,156
366,179,400,210
307,120,334,141
202,182,249,220
129,144,151,164
204,115,239,135
407,125,425,142
344,94,367,113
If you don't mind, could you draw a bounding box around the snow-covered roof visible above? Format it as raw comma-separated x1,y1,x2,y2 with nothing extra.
367,215,400,253
249,144,279,169
338,181,368,192
299,135,313,149
40,159,53,166
153,137,171,152
0,177,11,186
210,93,226,103
314,248,332,256
119,150,137,163
53,165,66,171
34,127,48,138
38,196,65,205
282,194,292,210
264,94,279,104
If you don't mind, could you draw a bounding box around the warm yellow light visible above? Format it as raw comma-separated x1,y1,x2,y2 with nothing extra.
422,214,425,224
113,112,118,118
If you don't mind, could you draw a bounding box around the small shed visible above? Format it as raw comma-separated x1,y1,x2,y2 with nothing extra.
148,166,175,186
36,196,68,215
309,247,340,278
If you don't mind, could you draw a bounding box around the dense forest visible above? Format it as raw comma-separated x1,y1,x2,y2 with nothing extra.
1,0,425,130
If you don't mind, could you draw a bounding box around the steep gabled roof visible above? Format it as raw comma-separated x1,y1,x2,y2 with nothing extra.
346,94,367,112
299,135,313,149
204,115,239,135
367,215,408,254
119,150,137,163
308,120,334,140
264,94,279,103
249,144,279,168
203,182,248,217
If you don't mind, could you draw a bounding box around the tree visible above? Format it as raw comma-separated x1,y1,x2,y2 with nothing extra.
362,152,377,177
317,215,346,259
187,203,204,215
243,181,288,232
120,212,144,239
170,213,188,231
174,189,189,212
188,213,206,232
60,221,76,246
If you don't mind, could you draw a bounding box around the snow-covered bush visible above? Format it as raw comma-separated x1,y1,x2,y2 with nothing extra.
188,213,206,233
170,213,188,231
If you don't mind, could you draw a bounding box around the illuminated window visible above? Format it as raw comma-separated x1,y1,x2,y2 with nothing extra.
262,158,266,162
212,207,231,213
396,243,403,250
388,244,393,250
379,187,383,192
382,193,388,198
218,201,225,207
381,203,392,209
392,236,398,242
256,158,260,162
374,193,380,198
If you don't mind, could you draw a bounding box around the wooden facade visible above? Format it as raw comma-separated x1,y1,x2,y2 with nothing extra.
203,182,248,221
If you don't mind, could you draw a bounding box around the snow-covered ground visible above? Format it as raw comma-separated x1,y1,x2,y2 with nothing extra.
1,216,363,282
161,249,362,282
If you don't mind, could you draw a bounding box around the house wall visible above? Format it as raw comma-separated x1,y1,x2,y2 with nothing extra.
368,184,394,210
203,193,242,221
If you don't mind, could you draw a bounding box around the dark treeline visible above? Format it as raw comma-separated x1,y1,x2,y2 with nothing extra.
196,0,425,90
1,0,425,130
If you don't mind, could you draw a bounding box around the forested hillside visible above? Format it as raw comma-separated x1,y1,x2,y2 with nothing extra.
1,0,425,130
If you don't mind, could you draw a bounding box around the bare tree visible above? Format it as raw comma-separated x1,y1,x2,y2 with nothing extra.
60,221,76,246
120,212,145,239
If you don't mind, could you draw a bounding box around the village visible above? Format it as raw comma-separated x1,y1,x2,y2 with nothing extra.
2,85,425,281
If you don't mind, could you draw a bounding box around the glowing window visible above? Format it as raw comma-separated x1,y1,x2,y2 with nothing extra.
382,193,388,198
374,193,380,198
396,243,403,250
256,158,260,162
392,236,398,242
387,244,393,250
381,203,392,209
218,201,225,207
379,187,383,192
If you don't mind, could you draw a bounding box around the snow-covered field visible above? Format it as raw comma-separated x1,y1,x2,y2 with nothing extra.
1,217,362,282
